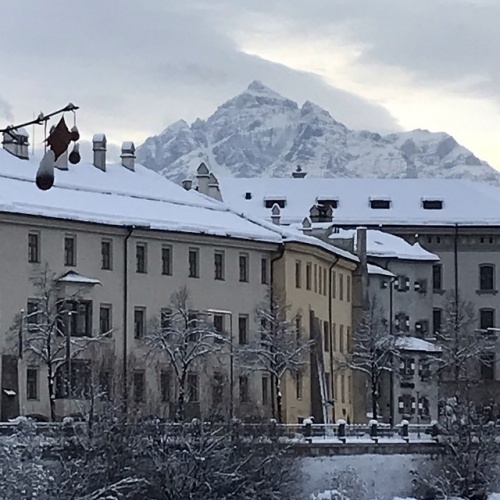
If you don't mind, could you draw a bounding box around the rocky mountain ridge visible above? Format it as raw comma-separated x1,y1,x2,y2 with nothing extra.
137,81,500,184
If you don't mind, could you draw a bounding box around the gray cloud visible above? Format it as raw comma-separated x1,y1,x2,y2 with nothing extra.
0,0,400,154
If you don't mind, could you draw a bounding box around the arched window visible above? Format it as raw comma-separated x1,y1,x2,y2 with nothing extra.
479,264,495,291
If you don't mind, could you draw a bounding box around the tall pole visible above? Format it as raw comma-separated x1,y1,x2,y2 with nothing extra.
229,313,234,420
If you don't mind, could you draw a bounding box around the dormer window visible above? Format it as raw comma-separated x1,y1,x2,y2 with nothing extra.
264,196,286,209
370,198,391,209
316,197,339,210
422,199,443,210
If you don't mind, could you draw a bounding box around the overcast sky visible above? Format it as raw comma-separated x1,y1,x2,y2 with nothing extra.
1,0,499,168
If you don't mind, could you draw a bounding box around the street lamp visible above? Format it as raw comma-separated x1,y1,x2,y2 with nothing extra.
206,308,234,420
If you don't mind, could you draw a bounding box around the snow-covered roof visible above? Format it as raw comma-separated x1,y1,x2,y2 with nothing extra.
331,229,439,261
396,336,442,353
0,150,361,267
219,177,500,226
367,264,395,277
0,149,286,244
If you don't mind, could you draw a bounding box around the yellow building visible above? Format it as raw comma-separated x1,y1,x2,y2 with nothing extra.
272,240,357,424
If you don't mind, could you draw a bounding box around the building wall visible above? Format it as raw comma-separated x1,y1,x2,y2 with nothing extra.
273,243,356,424
0,213,278,420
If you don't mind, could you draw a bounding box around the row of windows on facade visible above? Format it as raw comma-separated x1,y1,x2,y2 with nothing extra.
426,235,500,246
28,232,270,284
432,307,497,335
432,263,497,292
398,395,431,416
295,260,351,301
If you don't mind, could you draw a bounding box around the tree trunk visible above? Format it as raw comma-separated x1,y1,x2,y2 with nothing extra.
176,373,187,422
276,380,283,424
371,381,378,421
48,368,56,422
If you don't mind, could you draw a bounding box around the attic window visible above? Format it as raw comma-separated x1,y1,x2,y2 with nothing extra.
245,192,252,200
264,196,286,209
316,198,339,209
370,198,391,209
422,199,443,210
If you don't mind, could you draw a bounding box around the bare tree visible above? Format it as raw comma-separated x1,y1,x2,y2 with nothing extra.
435,291,496,399
346,299,398,421
239,293,313,424
412,398,500,500
142,287,228,422
10,266,110,421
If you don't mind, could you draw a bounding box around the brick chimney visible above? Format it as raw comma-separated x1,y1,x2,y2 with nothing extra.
92,133,106,171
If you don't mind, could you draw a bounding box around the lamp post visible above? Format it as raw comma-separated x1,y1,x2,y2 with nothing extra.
206,308,234,420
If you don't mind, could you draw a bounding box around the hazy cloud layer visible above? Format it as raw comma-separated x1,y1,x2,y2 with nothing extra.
0,0,497,165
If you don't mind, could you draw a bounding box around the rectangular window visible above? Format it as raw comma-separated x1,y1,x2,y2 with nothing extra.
261,258,268,284
325,372,331,400
432,264,442,291
187,373,199,402
481,352,495,380
295,315,302,340
323,268,328,296
295,260,302,288
346,326,351,352
101,239,112,270
262,376,269,405
213,314,224,333
188,248,199,278
239,376,250,403
339,325,344,353
67,300,92,337
480,309,495,331
332,271,336,299
214,251,225,280
26,368,38,400
160,371,171,402
314,264,318,293
306,263,312,290
295,371,303,400
134,307,146,339
480,264,495,291
239,254,249,282
26,299,40,332
323,321,330,352
339,273,344,301
161,245,172,276
160,308,172,331
64,235,76,267
212,372,224,405
28,232,40,263
400,357,416,377
187,313,199,342
341,374,346,404
433,308,442,335
136,243,147,274
348,376,352,404
238,315,249,345
133,371,145,403
332,323,337,352
99,304,112,335
318,266,323,295
370,199,391,209
346,275,351,302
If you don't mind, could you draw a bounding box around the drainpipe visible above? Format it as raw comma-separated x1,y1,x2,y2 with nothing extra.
328,256,340,423
270,243,285,421
122,226,135,415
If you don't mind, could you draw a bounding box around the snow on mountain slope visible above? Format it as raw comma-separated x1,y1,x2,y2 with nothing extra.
137,81,500,184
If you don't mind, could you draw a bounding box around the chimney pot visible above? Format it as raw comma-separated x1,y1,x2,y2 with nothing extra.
196,162,211,194
92,133,107,171
271,203,281,225
182,179,193,191
292,165,307,178
121,141,136,171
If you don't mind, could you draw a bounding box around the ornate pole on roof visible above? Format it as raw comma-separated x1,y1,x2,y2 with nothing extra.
0,103,80,191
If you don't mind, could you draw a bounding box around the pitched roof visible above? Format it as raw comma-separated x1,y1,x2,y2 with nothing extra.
219,177,500,227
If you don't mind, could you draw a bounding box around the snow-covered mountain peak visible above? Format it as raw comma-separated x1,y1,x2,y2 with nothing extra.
137,82,500,184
